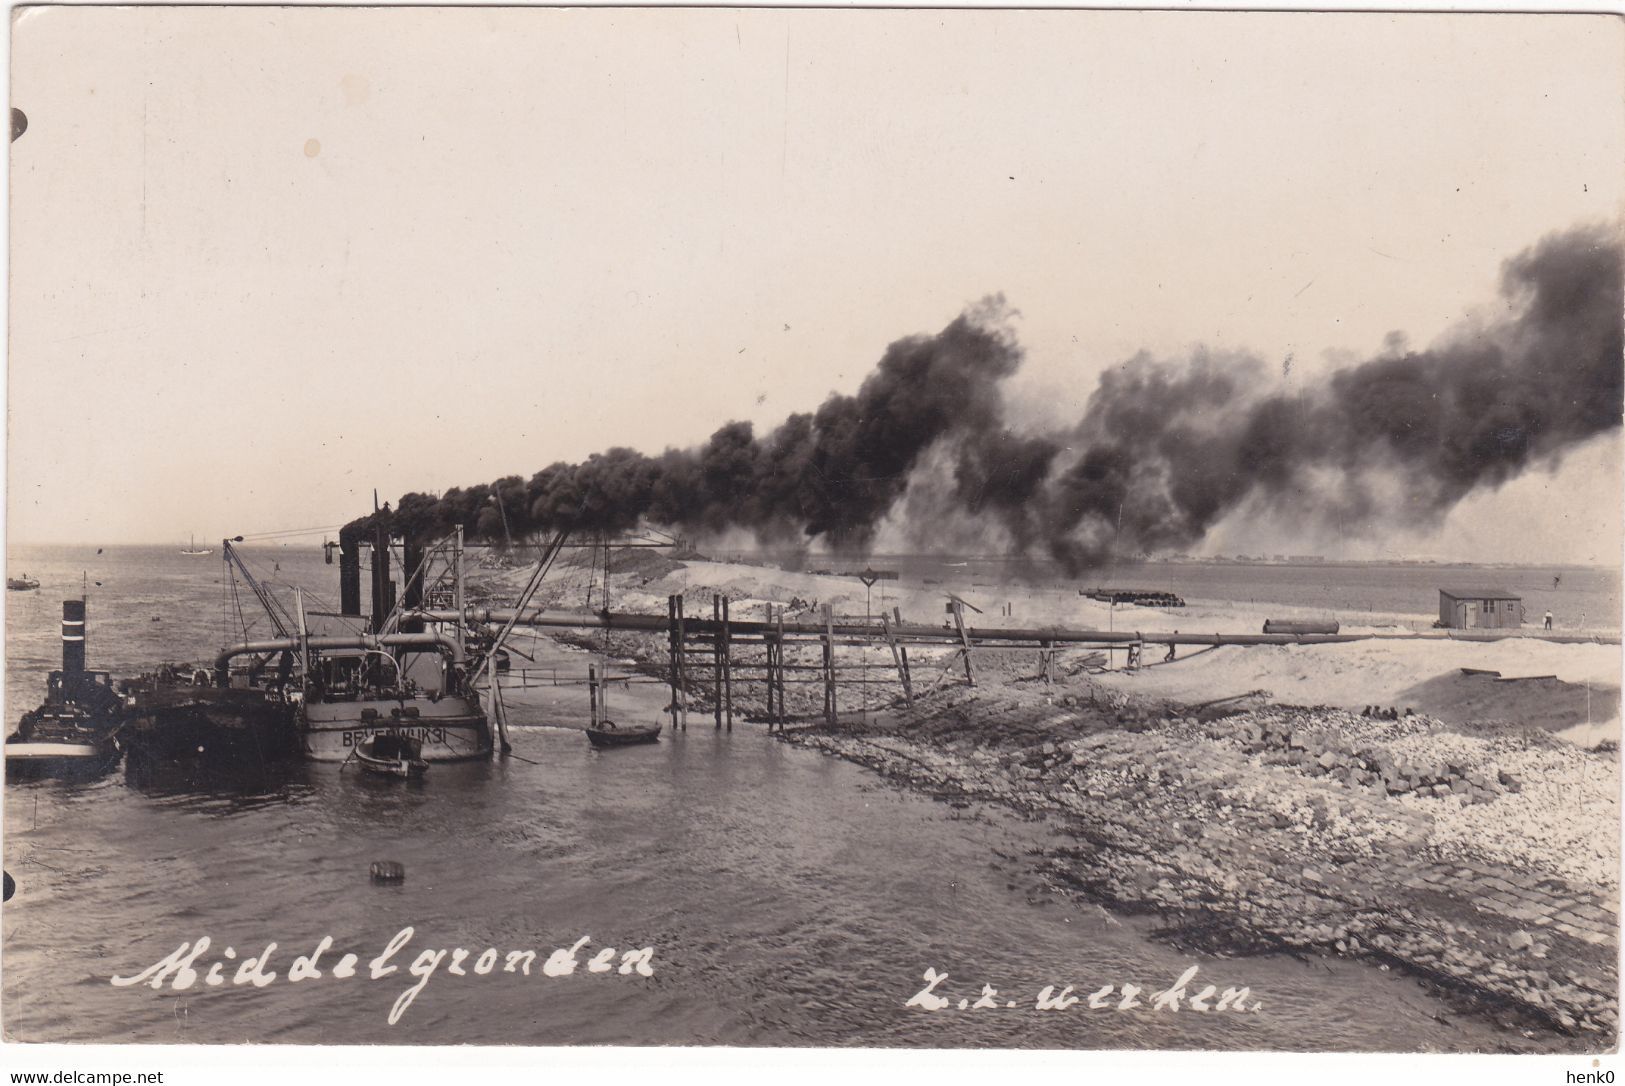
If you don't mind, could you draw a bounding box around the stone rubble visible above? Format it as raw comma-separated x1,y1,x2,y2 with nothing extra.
778,684,1619,1044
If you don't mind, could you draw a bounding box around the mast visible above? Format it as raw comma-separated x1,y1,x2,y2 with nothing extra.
453,525,466,663
222,538,293,638
295,587,310,676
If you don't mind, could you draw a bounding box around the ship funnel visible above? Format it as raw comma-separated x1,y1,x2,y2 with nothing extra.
370,523,392,633
61,599,86,676
339,538,361,616
401,538,425,633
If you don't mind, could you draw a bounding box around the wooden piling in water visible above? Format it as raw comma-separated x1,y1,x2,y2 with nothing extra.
675,594,688,730
667,595,678,729
722,596,733,731
713,594,723,730
775,608,787,728
762,605,776,730
822,603,836,724
882,613,912,705
893,606,911,701
952,601,976,687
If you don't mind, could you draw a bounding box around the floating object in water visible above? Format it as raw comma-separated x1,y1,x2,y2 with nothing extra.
6,575,39,591
370,861,406,882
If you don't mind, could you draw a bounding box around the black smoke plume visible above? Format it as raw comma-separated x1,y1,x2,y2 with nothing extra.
347,296,1026,552
347,222,1622,571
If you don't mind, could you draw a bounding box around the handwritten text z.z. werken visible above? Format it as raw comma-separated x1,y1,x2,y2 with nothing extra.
905,966,1262,1013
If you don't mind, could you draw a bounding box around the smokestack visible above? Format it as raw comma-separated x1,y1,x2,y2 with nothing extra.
61,599,85,693
401,538,425,633
370,523,391,633
339,538,361,616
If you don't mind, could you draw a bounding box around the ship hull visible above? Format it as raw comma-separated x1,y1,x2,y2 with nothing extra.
4,738,120,779
300,694,491,762
120,681,299,764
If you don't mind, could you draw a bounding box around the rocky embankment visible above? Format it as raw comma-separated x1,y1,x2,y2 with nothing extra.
780,682,1619,1044
484,558,1619,1042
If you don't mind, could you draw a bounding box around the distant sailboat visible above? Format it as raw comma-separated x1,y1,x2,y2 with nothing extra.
180,534,213,556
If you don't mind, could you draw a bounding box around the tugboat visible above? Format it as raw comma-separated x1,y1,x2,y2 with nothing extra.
4,599,125,779
6,574,40,591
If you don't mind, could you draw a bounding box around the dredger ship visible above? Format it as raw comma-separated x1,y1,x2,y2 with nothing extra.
213,523,494,763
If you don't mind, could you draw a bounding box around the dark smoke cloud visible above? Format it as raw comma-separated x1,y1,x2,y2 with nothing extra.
349,222,1622,571
348,296,1026,552
1006,220,1623,570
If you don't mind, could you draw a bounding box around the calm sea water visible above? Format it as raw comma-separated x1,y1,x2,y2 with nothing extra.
1,544,1569,1049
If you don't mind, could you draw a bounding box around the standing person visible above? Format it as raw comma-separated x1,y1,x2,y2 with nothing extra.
1165,634,1178,663
1544,609,1554,630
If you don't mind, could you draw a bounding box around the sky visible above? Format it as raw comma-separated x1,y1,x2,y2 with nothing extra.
6,6,1623,564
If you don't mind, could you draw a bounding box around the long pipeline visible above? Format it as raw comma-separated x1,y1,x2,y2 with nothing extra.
410,608,1620,647
214,631,460,677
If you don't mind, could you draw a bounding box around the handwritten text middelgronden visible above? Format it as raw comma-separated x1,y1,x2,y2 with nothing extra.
111,928,655,1024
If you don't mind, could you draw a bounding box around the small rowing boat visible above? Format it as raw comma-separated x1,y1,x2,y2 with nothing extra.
585,720,661,748
353,733,429,780
584,660,659,748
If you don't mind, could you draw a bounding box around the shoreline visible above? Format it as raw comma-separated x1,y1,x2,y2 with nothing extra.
775,695,1617,1044
490,550,1621,1047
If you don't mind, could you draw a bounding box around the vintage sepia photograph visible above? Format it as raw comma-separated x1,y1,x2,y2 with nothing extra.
3,2,1621,1070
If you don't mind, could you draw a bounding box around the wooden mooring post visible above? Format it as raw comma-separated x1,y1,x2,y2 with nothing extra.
822,603,836,724
952,601,976,687
667,595,679,729
775,607,787,728
762,605,777,730
675,594,688,729
713,594,723,729
882,613,913,705
893,607,911,701
722,595,733,731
